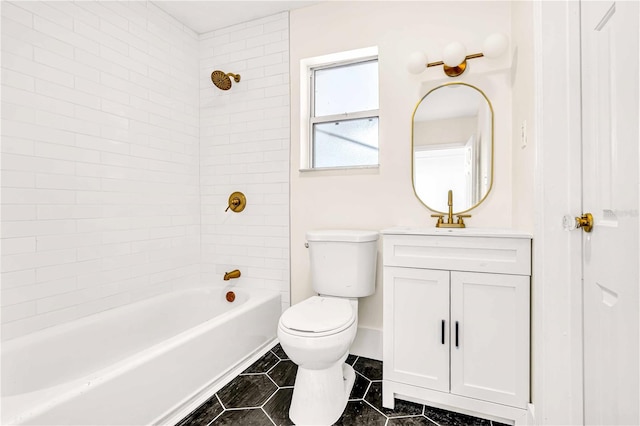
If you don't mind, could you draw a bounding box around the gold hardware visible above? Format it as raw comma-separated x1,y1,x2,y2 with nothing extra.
223,269,241,280
211,70,241,90
430,214,445,226
225,191,246,213
427,53,483,77
456,214,471,226
433,190,470,228
226,291,236,302
409,34,507,78
576,213,594,233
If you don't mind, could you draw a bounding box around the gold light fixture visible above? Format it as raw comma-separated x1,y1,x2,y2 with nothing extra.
408,33,508,77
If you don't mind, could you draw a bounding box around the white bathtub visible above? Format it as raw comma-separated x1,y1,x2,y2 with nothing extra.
1,287,281,425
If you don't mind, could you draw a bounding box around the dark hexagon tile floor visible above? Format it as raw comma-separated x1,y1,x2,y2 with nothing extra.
176,343,511,426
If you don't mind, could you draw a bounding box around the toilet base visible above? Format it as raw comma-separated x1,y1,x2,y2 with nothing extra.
289,359,356,425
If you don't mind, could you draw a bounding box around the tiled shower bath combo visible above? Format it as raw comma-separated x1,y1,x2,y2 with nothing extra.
1,2,289,424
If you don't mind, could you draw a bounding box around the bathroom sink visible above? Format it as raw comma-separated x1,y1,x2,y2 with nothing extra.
380,226,531,239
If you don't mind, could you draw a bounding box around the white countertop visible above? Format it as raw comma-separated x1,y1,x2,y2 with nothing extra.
380,226,532,239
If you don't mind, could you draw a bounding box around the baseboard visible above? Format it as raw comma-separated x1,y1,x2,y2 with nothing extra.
527,403,535,425
350,326,382,360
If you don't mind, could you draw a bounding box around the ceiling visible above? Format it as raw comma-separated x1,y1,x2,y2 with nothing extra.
153,1,320,34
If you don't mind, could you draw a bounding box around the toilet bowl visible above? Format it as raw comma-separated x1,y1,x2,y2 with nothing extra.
277,296,358,425
277,230,378,425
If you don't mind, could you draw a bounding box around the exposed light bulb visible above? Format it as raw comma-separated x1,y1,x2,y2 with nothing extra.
442,42,467,67
407,51,428,74
483,33,508,59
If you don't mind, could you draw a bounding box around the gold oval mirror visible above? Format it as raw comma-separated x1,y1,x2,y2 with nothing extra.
412,82,494,214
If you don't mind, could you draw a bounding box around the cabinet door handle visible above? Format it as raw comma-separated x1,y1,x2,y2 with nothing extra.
455,321,459,348
441,320,445,344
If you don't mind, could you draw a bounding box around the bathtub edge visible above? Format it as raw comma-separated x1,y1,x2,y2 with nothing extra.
153,337,279,426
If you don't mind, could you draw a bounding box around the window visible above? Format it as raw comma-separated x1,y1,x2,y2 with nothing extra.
308,57,379,169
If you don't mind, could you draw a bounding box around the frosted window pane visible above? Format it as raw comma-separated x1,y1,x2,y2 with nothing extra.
314,61,378,117
313,117,378,168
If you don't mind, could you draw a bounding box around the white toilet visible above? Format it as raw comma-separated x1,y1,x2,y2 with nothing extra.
277,229,378,425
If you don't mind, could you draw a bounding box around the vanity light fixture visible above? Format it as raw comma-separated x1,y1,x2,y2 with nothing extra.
407,33,508,77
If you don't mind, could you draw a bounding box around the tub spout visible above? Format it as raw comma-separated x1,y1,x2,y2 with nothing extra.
223,269,241,280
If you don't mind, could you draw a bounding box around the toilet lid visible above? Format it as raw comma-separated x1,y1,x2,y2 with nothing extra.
280,296,355,333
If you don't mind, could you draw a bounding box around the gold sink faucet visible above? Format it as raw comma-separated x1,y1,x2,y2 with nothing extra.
431,190,471,228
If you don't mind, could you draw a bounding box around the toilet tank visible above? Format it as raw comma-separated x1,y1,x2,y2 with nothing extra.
306,230,378,298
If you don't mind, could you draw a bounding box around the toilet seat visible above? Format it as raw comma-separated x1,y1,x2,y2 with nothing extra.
279,296,356,338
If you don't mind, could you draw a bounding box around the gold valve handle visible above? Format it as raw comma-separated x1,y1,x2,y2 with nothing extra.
456,214,471,226
431,214,445,226
225,191,246,213
225,197,240,212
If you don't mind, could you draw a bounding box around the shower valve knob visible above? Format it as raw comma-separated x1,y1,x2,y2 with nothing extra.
225,191,246,213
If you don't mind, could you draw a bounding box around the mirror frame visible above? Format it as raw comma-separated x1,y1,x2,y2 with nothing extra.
411,81,495,214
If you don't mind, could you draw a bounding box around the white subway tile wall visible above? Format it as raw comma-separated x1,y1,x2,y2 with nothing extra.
2,3,292,341
1,1,201,340
199,12,291,312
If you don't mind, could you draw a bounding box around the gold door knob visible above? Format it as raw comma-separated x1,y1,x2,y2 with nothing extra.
576,213,594,232
563,213,594,232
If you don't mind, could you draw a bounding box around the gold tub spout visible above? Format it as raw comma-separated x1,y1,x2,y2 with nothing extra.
223,269,241,280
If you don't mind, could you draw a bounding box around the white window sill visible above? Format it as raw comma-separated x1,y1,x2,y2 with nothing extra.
299,164,380,172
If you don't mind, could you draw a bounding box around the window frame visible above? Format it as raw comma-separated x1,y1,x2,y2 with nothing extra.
307,56,380,169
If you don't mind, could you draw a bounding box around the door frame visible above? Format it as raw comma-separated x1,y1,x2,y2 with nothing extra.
532,1,584,424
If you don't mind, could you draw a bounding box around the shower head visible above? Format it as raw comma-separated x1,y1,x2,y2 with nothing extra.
211,70,241,90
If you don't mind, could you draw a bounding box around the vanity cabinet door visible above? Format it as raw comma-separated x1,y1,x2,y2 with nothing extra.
383,267,450,392
450,271,530,408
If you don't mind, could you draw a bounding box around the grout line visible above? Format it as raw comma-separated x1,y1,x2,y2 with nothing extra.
215,393,225,410
390,414,426,419
266,359,281,375
261,406,277,426
224,406,265,411
206,408,225,426
362,378,373,402
260,385,279,408
265,370,280,388
348,371,368,401
423,414,441,426
363,397,389,420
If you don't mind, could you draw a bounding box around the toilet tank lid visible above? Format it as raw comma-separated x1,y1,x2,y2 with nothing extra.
306,230,379,242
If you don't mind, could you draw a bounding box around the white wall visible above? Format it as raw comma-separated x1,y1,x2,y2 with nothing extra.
511,1,536,233
510,0,538,420
414,117,477,147
199,13,291,311
289,1,512,331
1,1,200,340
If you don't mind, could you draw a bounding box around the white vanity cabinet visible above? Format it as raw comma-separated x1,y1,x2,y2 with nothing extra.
382,228,532,424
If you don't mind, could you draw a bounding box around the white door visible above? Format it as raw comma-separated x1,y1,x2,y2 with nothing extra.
580,1,639,424
449,271,530,408
383,267,450,392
